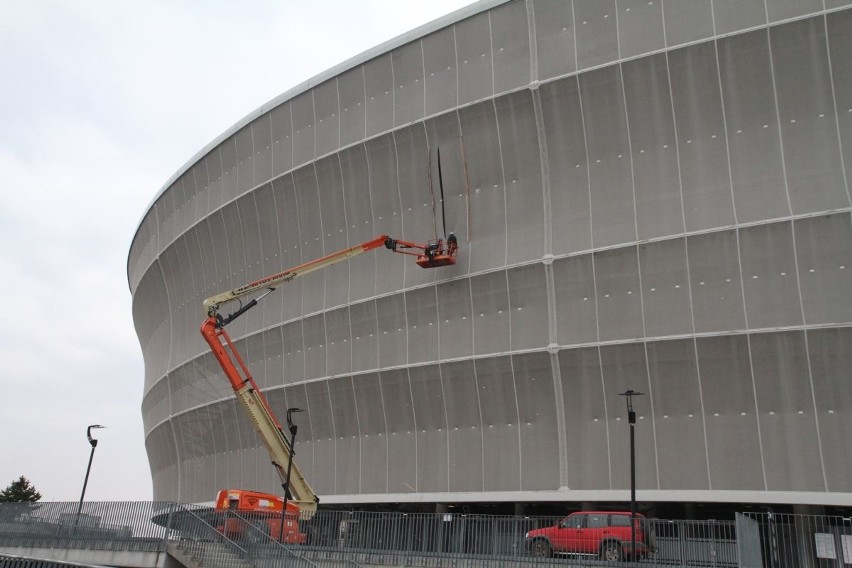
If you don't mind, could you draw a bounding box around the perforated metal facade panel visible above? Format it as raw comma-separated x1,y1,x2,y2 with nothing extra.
130,0,852,507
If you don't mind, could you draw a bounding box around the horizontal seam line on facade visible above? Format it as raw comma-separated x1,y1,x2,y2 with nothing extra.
128,5,850,283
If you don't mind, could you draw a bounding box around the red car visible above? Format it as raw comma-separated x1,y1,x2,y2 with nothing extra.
526,511,654,562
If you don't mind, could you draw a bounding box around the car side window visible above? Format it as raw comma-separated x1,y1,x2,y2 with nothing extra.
562,514,586,529
588,514,608,528
610,514,631,527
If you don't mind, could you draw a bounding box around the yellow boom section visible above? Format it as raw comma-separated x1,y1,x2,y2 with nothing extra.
203,234,390,315
234,383,317,517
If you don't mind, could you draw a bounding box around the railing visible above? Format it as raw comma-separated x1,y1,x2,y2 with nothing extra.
166,506,320,568
652,519,738,567
736,512,852,568
295,511,738,566
2,501,847,567
0,501,174,552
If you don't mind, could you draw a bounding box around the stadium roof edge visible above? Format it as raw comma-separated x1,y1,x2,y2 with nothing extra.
129,0,509,280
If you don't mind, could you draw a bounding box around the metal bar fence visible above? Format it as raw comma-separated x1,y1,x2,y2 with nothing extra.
0,501,174,552
17,502,852,567
165,506,321,568
295,512,738,567
737,512,852,568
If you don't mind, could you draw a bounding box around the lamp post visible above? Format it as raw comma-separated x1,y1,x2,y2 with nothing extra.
619,390,644,561
279,408,303,542
76,424,105,526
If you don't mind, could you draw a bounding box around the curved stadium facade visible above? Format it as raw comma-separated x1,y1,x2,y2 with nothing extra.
130,0,852,513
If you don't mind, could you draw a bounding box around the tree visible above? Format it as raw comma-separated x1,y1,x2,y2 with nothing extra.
0,476,42,502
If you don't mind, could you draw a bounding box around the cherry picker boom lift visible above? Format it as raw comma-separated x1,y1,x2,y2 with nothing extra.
200,233,458,518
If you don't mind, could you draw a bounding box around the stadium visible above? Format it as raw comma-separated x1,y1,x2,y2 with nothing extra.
129,0,852,517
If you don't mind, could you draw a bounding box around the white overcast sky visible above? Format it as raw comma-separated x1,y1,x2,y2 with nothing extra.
0,0,477,502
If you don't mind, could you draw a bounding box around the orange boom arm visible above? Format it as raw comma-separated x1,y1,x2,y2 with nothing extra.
200,233,458,516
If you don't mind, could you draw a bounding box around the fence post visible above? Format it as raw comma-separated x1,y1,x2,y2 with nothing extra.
736,512,764,568
162,502,175,544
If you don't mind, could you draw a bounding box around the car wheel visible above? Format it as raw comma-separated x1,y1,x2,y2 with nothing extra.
600,540,622,562
531,539,552,558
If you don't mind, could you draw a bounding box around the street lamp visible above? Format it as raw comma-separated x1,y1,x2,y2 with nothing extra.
76,424,105,526
279,408,303,542
619,390,644,560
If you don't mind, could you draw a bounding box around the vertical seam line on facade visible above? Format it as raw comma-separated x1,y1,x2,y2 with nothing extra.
311,158,330,461
489,18,510,269
789,220,829,487
765,9,828,488
269,147,284,331
709,0,718,37
289,101,295,181
664,5,695,488
313,163,326,262
617,55,662,488
458,127,474,273
336,77,342,162
226,400,238,501
526,0,538,86
535,66,562,487
575,73,595,253
576,66,610,485
822,12,852,207
714,14,769,490
493,98,510,268
436,358,450,493
255,189,268,489
548,348,569,489
660,6,713,489
285,186,306,396
202,171,217,296
347,374,363,494
503,268,522,488
289,171,306,327
428,280,450,491
372,299,390,493
509,353,523,490
320,379,337,493
738,239,766,488
364,144,378,300
812,9,849,490
489,11,496,98
764,27,794,217
571,1,579,73
362,66,368,142
419,39,427,121
311,90,318,164
391,51,397,129
391,130,410,369
297,383,314,486
712,34,741,226
640,344,659,489
338,139,359,490
405,366,419,493
471,358,486,491
456,117,476,356
157,254,178,500
614,0,623,61
595,344,613,489
453,25,460,114
218,148,234,284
